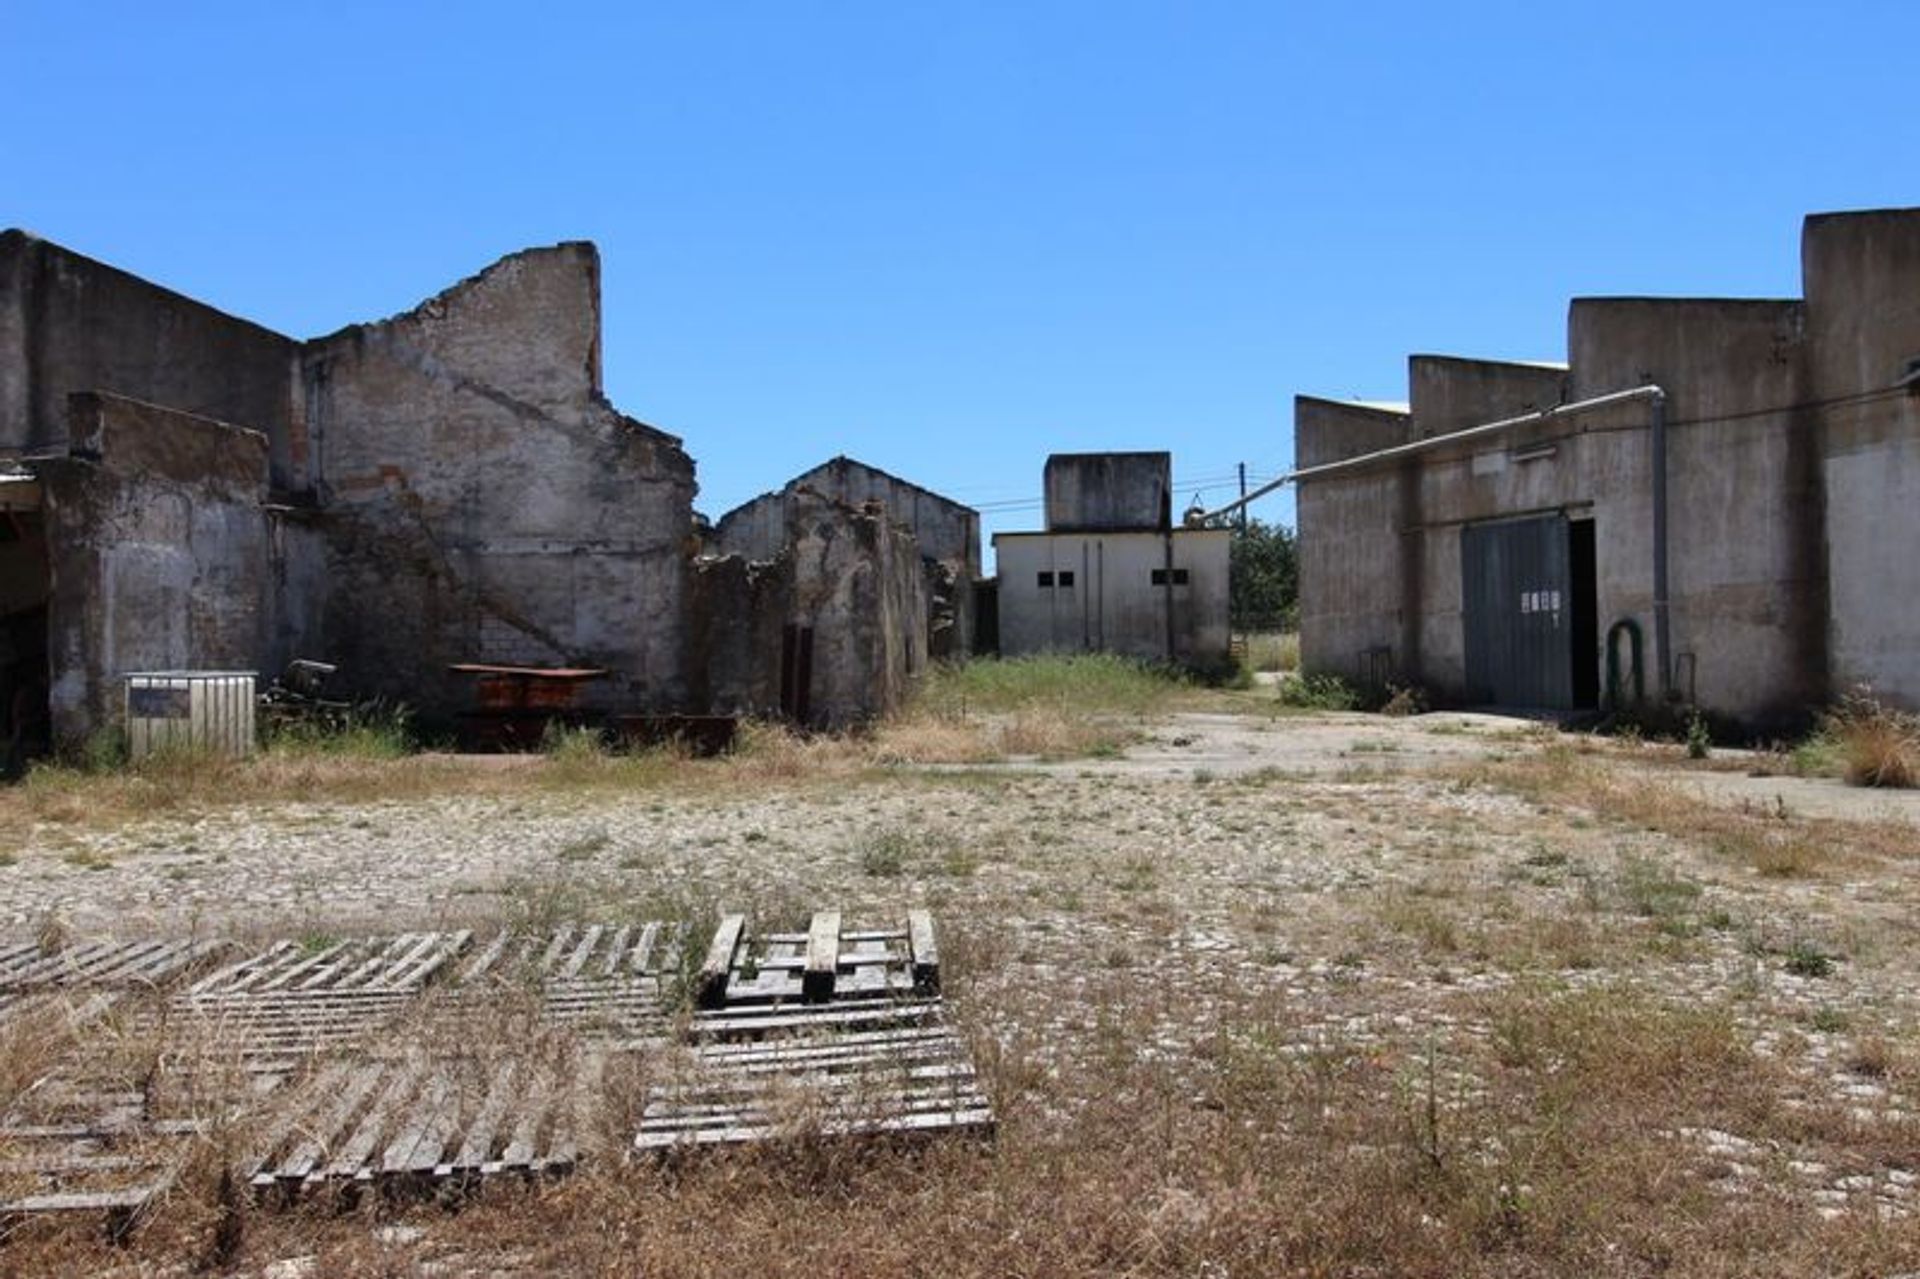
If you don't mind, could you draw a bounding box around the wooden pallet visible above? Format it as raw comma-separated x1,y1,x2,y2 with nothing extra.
0,936,232,1223
458,921,688,1048
0,937,229,1027
0,913,987,1216
245,1047,604,1197
637,910,992,1151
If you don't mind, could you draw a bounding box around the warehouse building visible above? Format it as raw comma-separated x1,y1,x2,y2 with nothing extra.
1294,206,1920,730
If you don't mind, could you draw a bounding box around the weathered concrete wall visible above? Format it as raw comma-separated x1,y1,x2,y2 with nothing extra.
1571,297,1819,722
0,231,305,490
264,508,330,683
715,456,980,576
1401,357,1571,690
712,455,980,657
1296,295,1826,726
692,490,927,728
1295,398,1411,685
35,393,271,745
993,528,1230,663
1804,208,1920,709
685,552,790,720
788,491,927,727
1044,452,1171,532
300,244,697,723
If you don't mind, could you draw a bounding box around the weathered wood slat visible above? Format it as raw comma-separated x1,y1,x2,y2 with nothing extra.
907,909,939,993
444,1059,519,1174
318,1066,416,1183
803,911,841,1004
696,915,746,1009
266,1065,387,1183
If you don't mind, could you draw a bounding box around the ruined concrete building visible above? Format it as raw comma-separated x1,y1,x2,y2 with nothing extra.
992,452,1230,665
0,231,974,761
709,456,982,661
1295,206,1920,729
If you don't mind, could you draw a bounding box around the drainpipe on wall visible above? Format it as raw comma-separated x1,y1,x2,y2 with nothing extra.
1194,383,1673,696
1162,530,1177,663
1649,388,1672,701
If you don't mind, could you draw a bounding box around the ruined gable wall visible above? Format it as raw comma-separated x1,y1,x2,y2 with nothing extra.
785,490,926,728
36,393,271,745
692,490,927,728
300,244,696,722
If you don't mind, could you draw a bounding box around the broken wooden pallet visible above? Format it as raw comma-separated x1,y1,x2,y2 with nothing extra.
638,909,991,1152
0,936,232,1223
458,920,688,1048
0,936,229,1028
245,1049,604,1198
695,908,939,1009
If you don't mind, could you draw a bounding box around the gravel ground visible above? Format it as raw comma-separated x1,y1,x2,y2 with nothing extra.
7,710,1920,1221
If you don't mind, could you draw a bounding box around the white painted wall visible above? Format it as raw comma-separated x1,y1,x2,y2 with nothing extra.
993,529,1229,662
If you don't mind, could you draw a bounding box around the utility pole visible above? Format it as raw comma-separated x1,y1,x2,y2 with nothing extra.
1236,463,1248,536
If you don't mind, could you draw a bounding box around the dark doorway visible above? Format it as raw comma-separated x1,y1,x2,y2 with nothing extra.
779,623,814,726
1568,518,1599,710
0,505,52,777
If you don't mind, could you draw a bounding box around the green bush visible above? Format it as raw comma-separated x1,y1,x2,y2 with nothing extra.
1276,673,1360,711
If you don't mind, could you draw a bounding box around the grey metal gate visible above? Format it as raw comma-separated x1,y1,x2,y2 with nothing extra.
1462,515,1572,709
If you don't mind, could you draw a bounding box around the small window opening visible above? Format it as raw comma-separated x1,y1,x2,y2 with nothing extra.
1150,568,1190,586
1037,571,1054,588
1057,570,1075,588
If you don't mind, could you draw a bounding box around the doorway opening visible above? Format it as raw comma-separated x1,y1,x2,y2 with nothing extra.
1568,518,1599,710
0,499,52,777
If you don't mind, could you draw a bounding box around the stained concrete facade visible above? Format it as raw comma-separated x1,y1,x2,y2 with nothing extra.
300,245,697,717
0,231,948,748
711,455,979,660
1297,206,1920,728
994,529,1230,663
995,452,1229,665
1044,452,1173,532
693,489,927,728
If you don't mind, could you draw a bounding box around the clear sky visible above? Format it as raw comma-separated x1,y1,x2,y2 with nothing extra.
8,2,1917,559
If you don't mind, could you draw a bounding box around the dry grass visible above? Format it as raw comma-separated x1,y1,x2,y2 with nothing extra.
1838,710,1919,789
1457,739,1917,876
1242,631,1300,673
0,656,1180,833
10,975,1915,1277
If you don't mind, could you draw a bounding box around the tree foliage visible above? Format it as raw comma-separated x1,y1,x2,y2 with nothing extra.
1229,518,1298,630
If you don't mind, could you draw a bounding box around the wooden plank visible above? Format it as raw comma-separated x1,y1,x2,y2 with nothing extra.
380,1073,453,1175
389,929,470,990
598,925,632,979
803,911,841,1004
491,1063,557,1173
458,930,514,983
907,909,939,993
629,922,661,974
0,1182,169,1214
191,940,297,995
538,926,576,975
316,1066,417,1183
560,926,603,981
696,915,746,1009
443,1059,519,1174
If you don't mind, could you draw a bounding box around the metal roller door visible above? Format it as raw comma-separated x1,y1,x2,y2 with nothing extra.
1462,514,1572,710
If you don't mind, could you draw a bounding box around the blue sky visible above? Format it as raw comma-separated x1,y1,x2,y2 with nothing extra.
8,2,1917,558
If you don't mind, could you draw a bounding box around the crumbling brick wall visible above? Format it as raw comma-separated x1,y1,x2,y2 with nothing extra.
298,244,697,723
